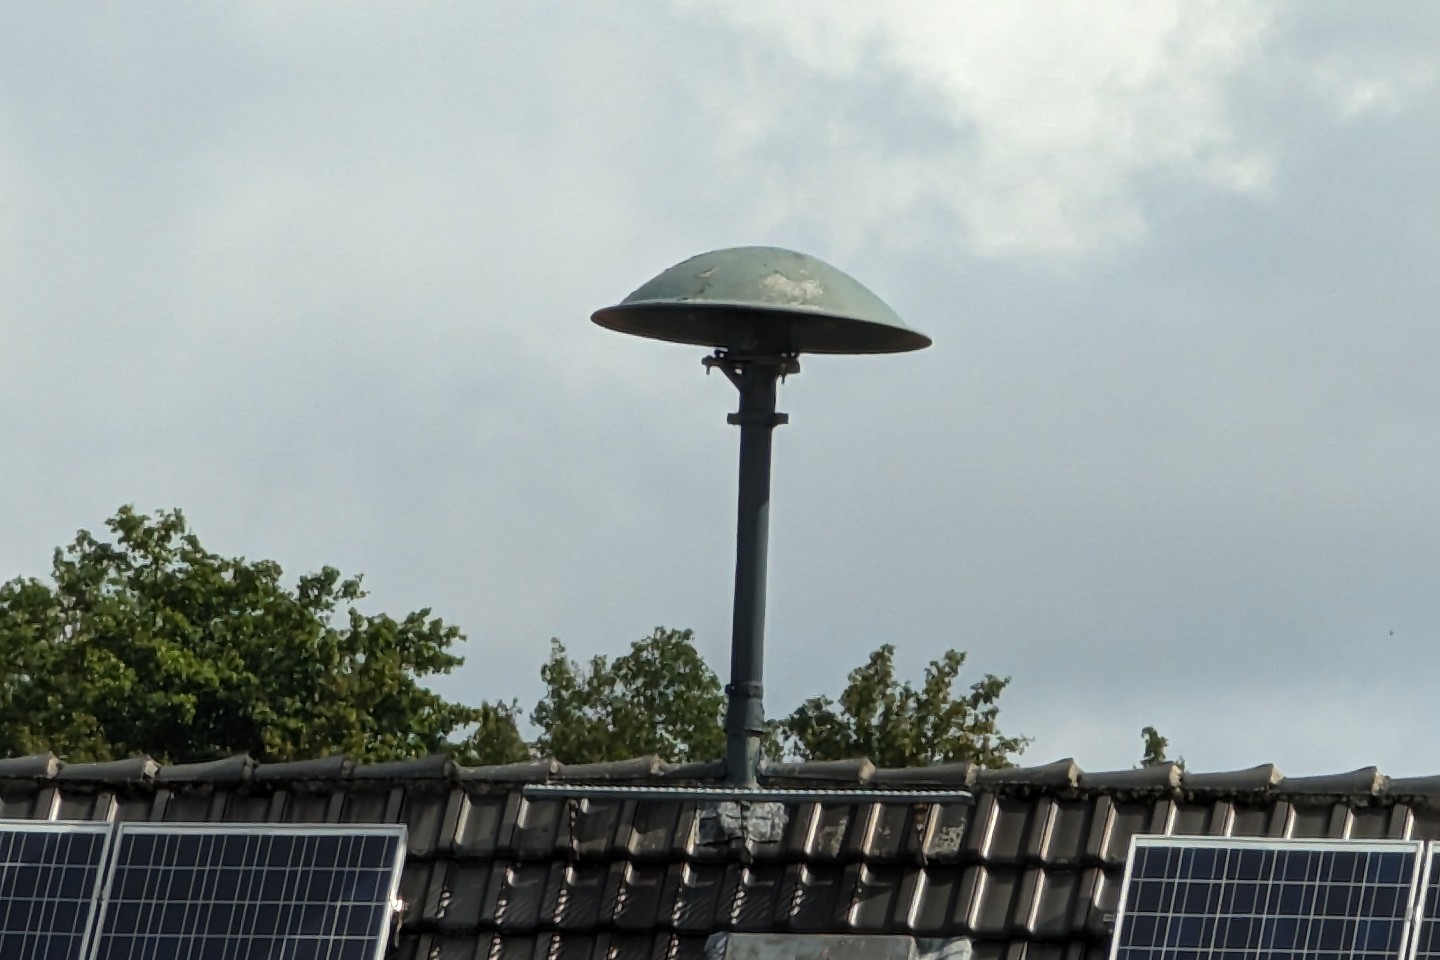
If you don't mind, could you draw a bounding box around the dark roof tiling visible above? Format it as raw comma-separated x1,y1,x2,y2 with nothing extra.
1179,762,1281,794
1273,766,1386,797
765,758,877,785
53,756,158,783
553,756,670,781
0,753,60,780
869,761,975,788
251,754,352,781
1075,762,1179,793
456,759,559,784
1388,773,1440,797
158,754,254,783
8,752,1440,959
350,753,455,781
975,758,1079,791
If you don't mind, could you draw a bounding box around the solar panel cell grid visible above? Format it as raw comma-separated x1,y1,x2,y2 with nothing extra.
91,826,403,960
1113,839,1422,960
0,824,110,960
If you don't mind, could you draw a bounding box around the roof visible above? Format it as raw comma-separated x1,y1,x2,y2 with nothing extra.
3,752,1436,960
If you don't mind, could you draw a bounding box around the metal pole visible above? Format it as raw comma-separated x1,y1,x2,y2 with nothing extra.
706,351,794,787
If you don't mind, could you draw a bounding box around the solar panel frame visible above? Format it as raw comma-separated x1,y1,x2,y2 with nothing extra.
1110,836,1426,960
89,822,406,960
0,821,113,960
1404,843,1440,960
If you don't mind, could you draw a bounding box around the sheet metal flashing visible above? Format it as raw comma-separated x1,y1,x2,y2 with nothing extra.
705,932,972,960
520,783,977,802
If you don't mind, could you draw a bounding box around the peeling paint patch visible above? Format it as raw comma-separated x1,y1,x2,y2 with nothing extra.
761,272,823,305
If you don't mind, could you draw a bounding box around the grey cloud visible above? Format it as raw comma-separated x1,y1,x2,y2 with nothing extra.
3,4,1440,776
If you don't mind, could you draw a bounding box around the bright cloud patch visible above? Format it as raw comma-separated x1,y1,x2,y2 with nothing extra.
680,0,1273,257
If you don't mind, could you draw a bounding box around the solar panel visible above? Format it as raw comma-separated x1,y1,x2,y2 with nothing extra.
90,823,405,960
1406,845,1440,960
0,822,111,960
1111,837,1424,960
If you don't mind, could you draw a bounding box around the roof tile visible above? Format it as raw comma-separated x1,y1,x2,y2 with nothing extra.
251,754,351,780
454,791,521,858
870,762,975,789
399,860,443,923
403,790,459,857
495,861,553,932
556,757,668,781
341,786,402,824
351,754,452,781
968,865,1023,937
1076,764,1178,794
510,797,566,859
158,789,228,823
612,862,670,932
556,863,613,931
437,861,495,932
157,755,253,783
766,759,875,785
1171,797,1227,836
910,867,962,936
1277,767,1386,797
0,784,54,820
8,751,1440,958
1228,799,1284,838
457,760,558,783
1180,763,1281,794
976,759,1079,792
54,789,110,821
732,863,787,932
0,753,60,779
1029,868,1082,938
1034,800,1083,866
54,756,157,783
625,799,690,861
672,862,736,932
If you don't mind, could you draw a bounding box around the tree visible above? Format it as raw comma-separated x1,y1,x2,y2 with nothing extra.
528,628,725,764
777,644,1028,768
0,506,482,764
495,632,1029,769
1,507,1030,771
457,700,531,766
1139,725,1182,769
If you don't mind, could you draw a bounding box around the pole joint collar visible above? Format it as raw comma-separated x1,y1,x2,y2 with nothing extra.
726,411,789,427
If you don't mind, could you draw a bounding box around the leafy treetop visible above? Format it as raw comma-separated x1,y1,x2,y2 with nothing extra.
3,507,1143,772
0,506,480,763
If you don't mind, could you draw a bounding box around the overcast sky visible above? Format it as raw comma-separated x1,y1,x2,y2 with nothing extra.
4,3,1439,776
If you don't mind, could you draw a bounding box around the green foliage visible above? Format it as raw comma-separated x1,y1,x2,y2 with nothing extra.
777,644,1028,768
457,700,532,766
0,507,1030,772
1139,725,1183,769
529,628,725,764
1139,726,1169,766
0,506,482,764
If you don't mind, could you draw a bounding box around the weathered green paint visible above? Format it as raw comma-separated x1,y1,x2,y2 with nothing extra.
591,246,931,355
591,247,931,788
